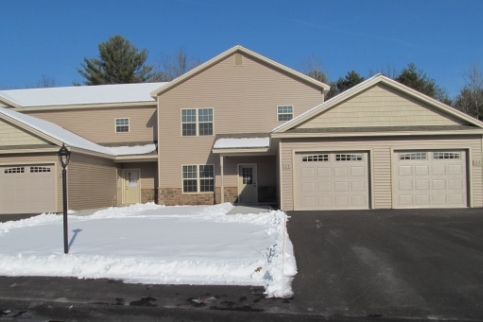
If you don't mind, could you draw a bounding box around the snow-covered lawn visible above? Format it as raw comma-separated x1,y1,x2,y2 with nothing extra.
0,203,297,298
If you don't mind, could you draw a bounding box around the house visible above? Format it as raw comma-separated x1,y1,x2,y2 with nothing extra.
0,45,482,215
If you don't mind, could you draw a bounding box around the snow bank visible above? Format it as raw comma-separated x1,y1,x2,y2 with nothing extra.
0,203,296,298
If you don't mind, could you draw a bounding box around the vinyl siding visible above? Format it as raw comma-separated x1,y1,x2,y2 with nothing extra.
24,105,157,144
0,119,48,146
298,84,466,129
280,135,483,210
0,153,61,212
67,153,117,210
157,53,324,189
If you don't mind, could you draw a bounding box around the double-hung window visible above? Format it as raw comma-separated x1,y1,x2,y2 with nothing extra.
115,118,129,132
277,105,293,121
182,164,214,193
181,108,213,136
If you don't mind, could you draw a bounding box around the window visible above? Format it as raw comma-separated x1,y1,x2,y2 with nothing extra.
399,152,427,160
115,118,129,133
181,108,213,136
4,167,24,174
277,105,293,121
302,154,328,162
30,166,51,173
183,164,214,193
336,154,362,161
433,152,460,160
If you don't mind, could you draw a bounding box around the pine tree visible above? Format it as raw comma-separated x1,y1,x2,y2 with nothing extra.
77,35,154,85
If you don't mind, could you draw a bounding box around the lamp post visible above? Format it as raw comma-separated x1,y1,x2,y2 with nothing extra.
57,144,71,254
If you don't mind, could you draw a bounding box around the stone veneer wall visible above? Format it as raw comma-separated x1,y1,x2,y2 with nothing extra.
215,187,238,204
141,189,158,203
159,188,215,206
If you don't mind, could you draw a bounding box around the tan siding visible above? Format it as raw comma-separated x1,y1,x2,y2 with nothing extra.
0,153,61,212
280,135,483,210
68,153,117,210
158,53,324,189
0,119,48,145
24,105,157,144
298,84,466,129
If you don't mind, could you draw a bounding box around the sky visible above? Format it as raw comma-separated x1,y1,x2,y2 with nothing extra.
0,0,482,99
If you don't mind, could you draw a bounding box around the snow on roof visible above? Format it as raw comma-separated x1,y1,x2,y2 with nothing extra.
107,144,157,156
0,82,168,107
0,107,115,155
0,108,157,156
213,137,270,149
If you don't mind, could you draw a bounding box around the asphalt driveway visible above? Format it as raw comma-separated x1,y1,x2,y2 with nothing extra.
287,208,483,320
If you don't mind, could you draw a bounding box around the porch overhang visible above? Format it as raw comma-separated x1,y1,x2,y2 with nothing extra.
212,133,272,155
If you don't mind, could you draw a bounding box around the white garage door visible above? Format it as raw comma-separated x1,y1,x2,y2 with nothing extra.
393,151,467,208
0,165,56,214
295,152,369,210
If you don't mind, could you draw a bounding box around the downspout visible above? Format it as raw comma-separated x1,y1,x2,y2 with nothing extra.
220,155,224,204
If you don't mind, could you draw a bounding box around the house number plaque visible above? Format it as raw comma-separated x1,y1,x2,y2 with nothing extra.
282,163,292,170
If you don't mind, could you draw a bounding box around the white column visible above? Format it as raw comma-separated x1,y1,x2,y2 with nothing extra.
220,155,225,203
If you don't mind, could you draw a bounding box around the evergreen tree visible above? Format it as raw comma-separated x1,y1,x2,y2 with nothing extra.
77,35,154,85
395,63,437,97
326,70,365,100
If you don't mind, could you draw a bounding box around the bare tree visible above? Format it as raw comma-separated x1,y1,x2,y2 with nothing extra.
300,54,329,83
152,47,202,81
368,65,398,79
36,75,56,88
454,64,483,119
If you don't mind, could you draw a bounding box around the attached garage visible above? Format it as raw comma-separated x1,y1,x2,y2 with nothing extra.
295,152,369,210
274,75,483,211
393,150,467,208
0,164,56,214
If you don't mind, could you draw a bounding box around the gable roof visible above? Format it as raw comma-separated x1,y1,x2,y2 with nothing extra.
149,45,330,97
273,74,483,133
0,107,115,155
0,82,168,108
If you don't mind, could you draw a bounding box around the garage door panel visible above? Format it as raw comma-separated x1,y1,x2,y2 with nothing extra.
302,168,315,177
334,181,349,191
301,182,316,193
317,168,331,177
394,151,467,209
0,164,55,214
416,195,430,205
296,152,369,210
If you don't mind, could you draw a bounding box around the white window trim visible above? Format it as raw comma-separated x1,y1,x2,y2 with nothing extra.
180,108,214,137
277,105,294,122
181,164,215,194
115,118,130,133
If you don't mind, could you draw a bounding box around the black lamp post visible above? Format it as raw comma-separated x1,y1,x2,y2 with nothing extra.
57,144,71,254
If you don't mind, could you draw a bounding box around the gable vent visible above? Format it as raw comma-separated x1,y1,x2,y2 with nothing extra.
234,53,243,66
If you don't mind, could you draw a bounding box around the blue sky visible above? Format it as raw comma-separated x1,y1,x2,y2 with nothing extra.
1,0,482,98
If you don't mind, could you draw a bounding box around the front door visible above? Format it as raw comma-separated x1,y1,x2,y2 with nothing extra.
238,164,258,203
125,169,141,204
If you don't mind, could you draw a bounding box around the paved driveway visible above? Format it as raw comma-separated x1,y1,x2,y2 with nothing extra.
287,208,483,320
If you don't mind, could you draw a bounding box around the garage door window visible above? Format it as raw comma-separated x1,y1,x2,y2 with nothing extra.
336,154,362,161
399,152,427,160
30,166,51,173
433,152,460,159
4,167,24,174
302,154,328,162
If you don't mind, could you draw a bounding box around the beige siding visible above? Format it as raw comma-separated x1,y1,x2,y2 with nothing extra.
0,153,62,212
67,153,117,210
280,135,483,210
24,105,157,144
298,84,467,129
0,119,48,146
158,53,324,189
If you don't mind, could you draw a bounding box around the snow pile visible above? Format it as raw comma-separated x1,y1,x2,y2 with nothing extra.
213,137,270,149
0,203,297,298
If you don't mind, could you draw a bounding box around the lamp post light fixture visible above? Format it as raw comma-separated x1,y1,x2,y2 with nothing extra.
57,144,71,254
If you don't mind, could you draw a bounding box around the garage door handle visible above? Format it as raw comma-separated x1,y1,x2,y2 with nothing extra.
253,182,257,187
